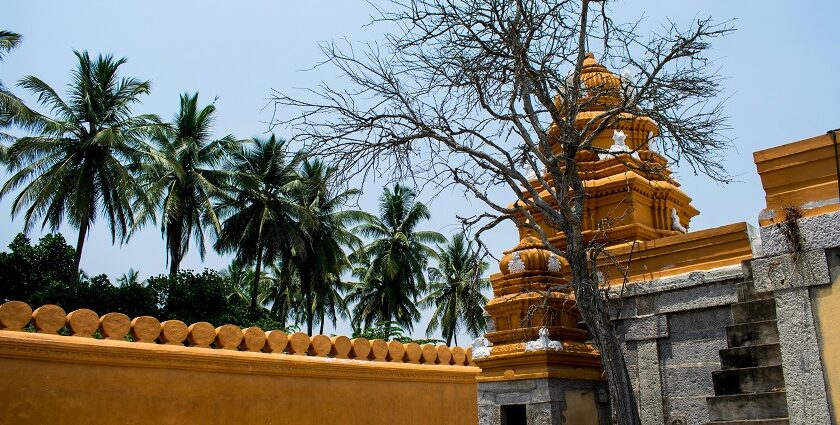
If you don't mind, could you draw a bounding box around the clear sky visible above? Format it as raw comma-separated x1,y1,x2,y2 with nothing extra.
3,1,839,341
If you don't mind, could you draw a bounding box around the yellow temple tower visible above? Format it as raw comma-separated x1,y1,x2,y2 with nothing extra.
474,53,706,425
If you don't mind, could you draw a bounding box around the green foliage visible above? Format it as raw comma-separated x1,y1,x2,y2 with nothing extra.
147,269,286,330
1,51,159,273
149,269,241,326
348,184,445,333
134,92,238,277
261,262,300,326
0,233,76,303
0,30,21,61
0,235,287,330
1,29,36,148
285,159,371,334
214,135,307,315
352,321,444,345
0,233,160,316
114,279,159,318
421,232,490,345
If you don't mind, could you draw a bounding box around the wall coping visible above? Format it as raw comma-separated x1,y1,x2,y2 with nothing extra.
606,264,743,298
753,132,840,225
0,301,477,371
0,330,479,384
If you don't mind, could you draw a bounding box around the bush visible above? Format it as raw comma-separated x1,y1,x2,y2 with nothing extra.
352,321,444,344
0,234,289,332
147,269,286,330
0,233,76,304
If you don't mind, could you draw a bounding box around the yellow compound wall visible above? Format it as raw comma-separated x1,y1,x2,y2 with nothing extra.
0,302,479,425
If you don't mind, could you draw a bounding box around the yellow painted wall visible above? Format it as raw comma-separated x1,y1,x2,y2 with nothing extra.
562,390,599,425
0,331,479,425
813,279,840,424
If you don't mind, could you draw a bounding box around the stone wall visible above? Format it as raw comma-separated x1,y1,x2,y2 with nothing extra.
609,265,745,425
609,210,840,425
752,210,839,425
477,378,609,425
0,301,479,425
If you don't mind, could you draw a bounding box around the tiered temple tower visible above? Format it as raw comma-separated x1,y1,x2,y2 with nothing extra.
475,53,702,425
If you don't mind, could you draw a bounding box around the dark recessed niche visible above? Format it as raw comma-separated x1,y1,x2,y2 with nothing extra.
501,404,527,425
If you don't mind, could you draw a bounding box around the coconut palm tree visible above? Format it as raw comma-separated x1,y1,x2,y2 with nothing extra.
348,184,444,337
421,232,490,345
136,93,237,277
261,262,301,328
289,159,370,334
1,51,158,274
314,271,352,335
0,29,37,160
220,259,271,307
214,135,307,316
0,30,20,60
117,268,142,287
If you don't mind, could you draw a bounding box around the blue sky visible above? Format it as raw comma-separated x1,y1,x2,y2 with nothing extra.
3,1,839,340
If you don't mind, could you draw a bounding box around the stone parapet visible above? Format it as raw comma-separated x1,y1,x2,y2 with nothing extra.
759,209,840,256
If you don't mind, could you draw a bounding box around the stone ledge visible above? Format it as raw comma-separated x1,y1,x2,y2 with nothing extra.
620,314,669,342
608,265,743,298
751,250,830,293
759,210,840,257
655,281,738,315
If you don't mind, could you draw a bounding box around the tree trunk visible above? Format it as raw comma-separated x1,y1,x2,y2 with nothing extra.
73,220,89,278
319,312,325,335
567,233,640,425
167,221,183,279
250,242,264,318
301,267,314,335
383,304,391,340
305,288,314,335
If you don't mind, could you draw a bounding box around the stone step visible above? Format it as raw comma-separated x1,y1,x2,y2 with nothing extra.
731,298,777,324
720,344,782,369
726,320,779,348
707,392,788,422
706,419,789,425
712,365,785,395
736,278,774,302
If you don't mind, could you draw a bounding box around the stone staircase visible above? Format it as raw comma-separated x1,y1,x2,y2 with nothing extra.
705,278,789,425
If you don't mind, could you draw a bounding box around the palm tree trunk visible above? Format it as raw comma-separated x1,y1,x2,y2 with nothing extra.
73,220,89,277
382,304,391,340
167,221,183,279
250,241,264,317
303,269,314,335
319,312,325,335
454,333,457,347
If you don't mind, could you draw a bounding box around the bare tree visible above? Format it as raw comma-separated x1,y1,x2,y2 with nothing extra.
271,1,732,423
